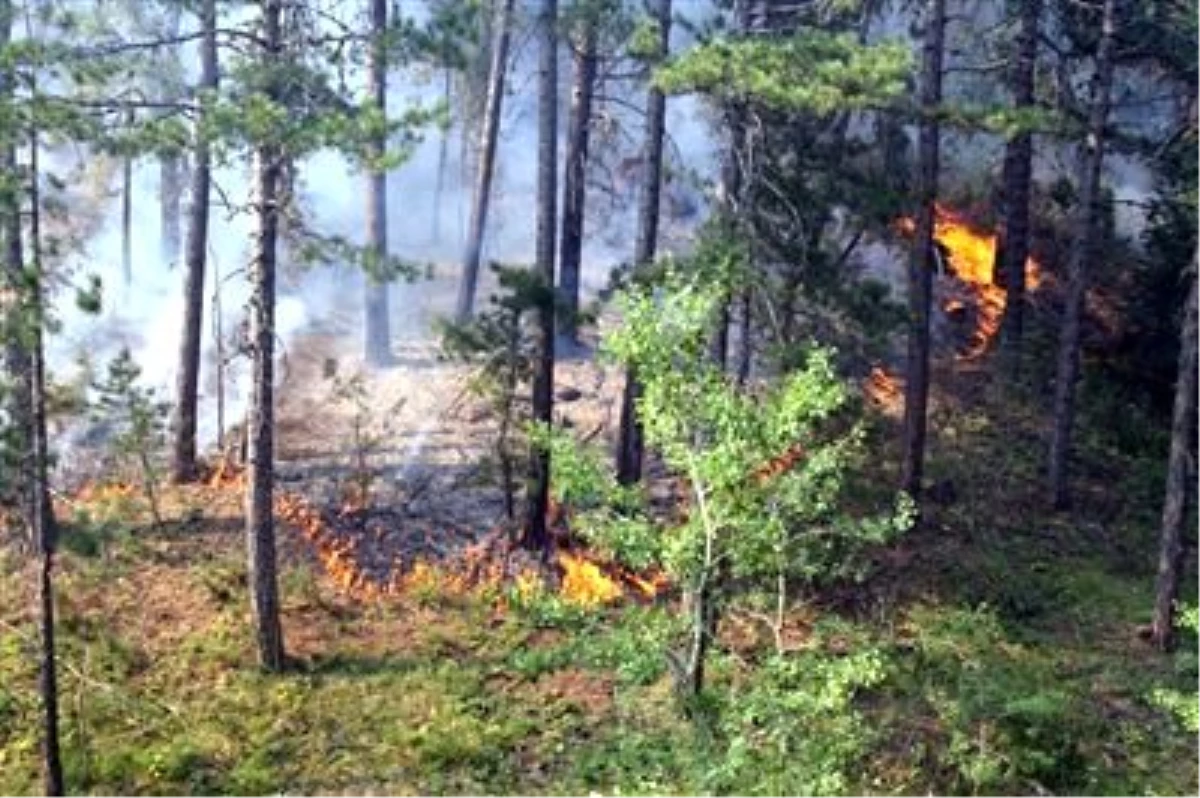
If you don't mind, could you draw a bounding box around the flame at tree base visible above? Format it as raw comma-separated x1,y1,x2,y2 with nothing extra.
896,203,1044,360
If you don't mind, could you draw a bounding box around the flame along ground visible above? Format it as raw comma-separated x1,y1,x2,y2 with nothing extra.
203,462,666,607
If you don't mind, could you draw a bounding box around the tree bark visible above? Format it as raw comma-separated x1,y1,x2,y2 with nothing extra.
708,2,748,369
616,0,671,486
122,108,133,286
247,0,285,672
997,0,1040,374
26,81,64,797
1047,0,1116,510
557,17,597,345
900,0,945,500
1151,262,1197,651
455,0,516,322
159,1,184,266
521,0,558,552
364,0,392,366
0,0,30,513
432,66,451,244
170,0,218,484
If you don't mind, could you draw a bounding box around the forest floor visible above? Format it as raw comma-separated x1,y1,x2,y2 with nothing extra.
0,306,1197,795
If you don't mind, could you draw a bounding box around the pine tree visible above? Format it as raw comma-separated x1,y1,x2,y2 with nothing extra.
1047,0,1117,509
616,0,671,486
170,0,217,483
522,0,559,552
900,0,946,501
455,0,516,322
245,0,286,672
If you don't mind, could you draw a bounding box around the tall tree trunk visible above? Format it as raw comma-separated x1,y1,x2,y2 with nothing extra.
1151,261,1197,651
616,0,671,486
159,1,184,265
247,0,285,672
26,85,64,797
122,107,133,286
708,2,748,369
1047,0,1116,509
521,0,558,552
170,0,218,484
557,18,597,345
997,0,1040,374
0,0,29,513
364,0,392,366
455,0,516,322
431,67,451,244
900,0,946,500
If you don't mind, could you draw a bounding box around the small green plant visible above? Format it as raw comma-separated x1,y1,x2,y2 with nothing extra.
1150,604,1199,733
439,264,554,521
90,347,169,525
325,367,405,507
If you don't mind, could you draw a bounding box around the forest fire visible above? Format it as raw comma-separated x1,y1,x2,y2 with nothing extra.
195,463,665,607
864,366,904,411
897,203,1043,359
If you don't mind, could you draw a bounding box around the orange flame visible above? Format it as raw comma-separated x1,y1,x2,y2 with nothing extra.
898,203,1043,359
558,551,625,606
203,464,665,606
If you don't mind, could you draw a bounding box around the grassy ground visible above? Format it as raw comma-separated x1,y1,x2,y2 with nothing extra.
0,372,1196,795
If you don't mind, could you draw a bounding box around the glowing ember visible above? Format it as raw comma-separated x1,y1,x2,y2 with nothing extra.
897,203,1043,359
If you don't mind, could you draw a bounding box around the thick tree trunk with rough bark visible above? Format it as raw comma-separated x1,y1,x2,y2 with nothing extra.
170,0,218,484
522,0,558,552
455,0,516,322
1151,263,1197,651
557,19,597,344
997,0,1040,373
247,0,285,672
1047,0,1116,509
617,0,670,486
364,0,392,366
900,0,945,500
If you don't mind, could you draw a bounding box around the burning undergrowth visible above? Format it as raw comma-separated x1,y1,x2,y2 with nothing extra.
205,461,667,608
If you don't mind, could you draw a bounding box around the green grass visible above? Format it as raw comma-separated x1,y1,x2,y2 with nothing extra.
0,369,1196,795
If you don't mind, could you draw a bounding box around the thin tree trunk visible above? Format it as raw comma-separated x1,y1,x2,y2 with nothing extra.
122,108,133,286
1047,0,1116,509
557,18,597,345
159,1,184,265
170,0,218,484
455,0,516,322
708,1,748,369
247,0,285,672
0,0,29,513
617,0,671,486
432,67,451,244
900,0,946,500
27,85,64,797
997,0,1040,374
364,0,391,366
521,0,558,552
1151,261,1197,651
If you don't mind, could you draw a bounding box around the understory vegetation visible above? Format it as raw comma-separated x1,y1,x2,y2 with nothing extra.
0,368,1193,796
